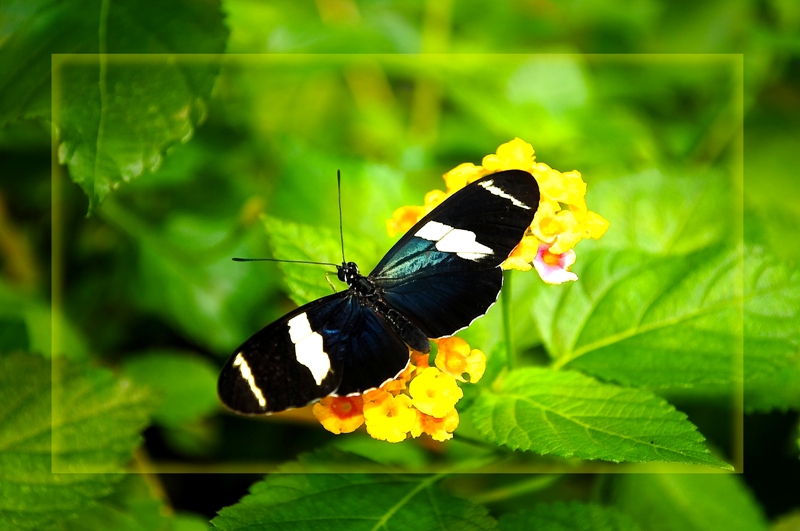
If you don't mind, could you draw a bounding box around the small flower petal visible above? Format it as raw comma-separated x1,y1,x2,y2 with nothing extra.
502,234,540,271
312,396,365,434
482,138,536,172
410,351,430,374
409,367,463,418
535,167,587,205
363,393,416,442
381,360,416,394
583,210,610,239
387,205,424,238
411,408,459,442
533,244,578,284
434,337,486,384
443,163,486,193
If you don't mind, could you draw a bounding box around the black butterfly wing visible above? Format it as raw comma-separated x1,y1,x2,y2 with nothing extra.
218,292,411,414
369,169,539,338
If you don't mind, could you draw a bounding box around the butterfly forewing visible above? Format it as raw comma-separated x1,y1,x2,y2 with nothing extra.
370,170,539,338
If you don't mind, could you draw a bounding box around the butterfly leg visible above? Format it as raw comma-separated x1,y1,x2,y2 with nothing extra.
325,272,338,293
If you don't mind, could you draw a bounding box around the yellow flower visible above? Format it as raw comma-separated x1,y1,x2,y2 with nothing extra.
423,189,449,214
383,137,608,286
312,396,365,434
502,233,540,271
387,205,425,238
362,392,416,443
482,137,536,172
408,367,463,418
529,164,608,256
534,165,586,205
434,337,486,383
443,162,486,193
583,210,610,239
411,408,459,442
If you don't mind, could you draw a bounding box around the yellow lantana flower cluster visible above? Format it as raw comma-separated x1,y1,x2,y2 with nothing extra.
386,138,609,284
312,337,485,442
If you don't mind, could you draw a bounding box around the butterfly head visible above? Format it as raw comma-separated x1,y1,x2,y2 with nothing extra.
337,261,360,284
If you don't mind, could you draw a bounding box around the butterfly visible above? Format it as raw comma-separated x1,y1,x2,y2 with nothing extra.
218,169,539,414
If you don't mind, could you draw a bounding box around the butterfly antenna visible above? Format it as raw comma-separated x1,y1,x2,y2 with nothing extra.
232,257,338,267
337,169,346,265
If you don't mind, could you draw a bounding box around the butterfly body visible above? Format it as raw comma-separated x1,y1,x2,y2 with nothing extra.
338,260,431,354
218,170,539,415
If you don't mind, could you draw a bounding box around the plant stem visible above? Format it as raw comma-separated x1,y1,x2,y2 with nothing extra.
470,475,560,504
502,270,514,370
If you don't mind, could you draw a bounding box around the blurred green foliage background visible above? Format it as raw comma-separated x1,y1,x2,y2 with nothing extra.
1,0,800,529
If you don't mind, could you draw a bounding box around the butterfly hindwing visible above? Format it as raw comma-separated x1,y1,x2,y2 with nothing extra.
217,292,411,414
218,293,346,414
370,169,539,338
328,295,412,396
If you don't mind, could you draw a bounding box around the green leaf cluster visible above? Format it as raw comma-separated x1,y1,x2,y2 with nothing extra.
0,353,153,530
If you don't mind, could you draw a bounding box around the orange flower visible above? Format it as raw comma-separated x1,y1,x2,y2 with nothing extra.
312,396,365,434
387,205,425,238
381,360,416,394
434,337,486,383
410,351,430,372
411,407,459,442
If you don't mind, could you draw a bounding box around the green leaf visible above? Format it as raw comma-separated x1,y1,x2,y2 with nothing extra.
0,0,226,119
471,367,730,468
59,63,205,210
587,169,734,255
330,434,430,468
744,353,800,412
1,0,228,208
21,1,224,208
40,475,208,531
263,215,382,306
120,350,220,427
0,280,91,360
210,474,497,531
0,318,28,353
172,513,210,531
43,475,169,531
533,245,799,391
610,474,768,531
0,353,154,530
499,502,643,531
98,199,279,354
742,246,800,410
